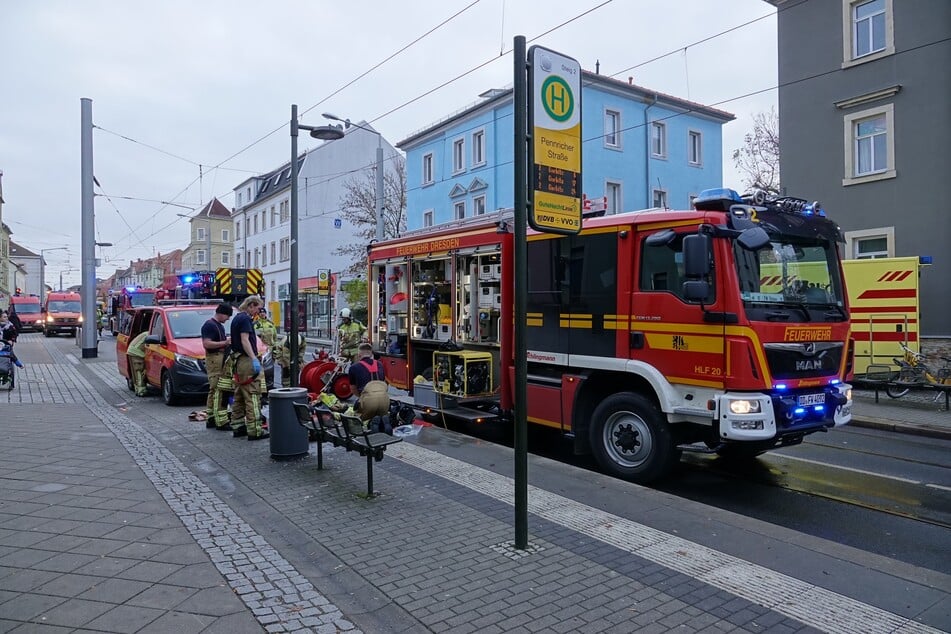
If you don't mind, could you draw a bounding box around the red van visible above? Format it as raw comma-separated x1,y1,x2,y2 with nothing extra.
43,291,83,336
10,295,43,332
116,304,273,405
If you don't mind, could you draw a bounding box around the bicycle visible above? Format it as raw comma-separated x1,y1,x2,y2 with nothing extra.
885,342,951,399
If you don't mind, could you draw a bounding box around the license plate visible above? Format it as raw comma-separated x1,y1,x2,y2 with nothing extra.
798,393,825,406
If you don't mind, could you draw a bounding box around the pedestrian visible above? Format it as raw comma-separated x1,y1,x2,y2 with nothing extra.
229,295,268,441
337,307,366,362
0,313,18,345
126,330,149,397
7,306,23,334
275,331,306,387
200,303,232,428
347,342,390,422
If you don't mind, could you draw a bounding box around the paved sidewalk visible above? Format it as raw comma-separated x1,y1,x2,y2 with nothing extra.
0,336,948,633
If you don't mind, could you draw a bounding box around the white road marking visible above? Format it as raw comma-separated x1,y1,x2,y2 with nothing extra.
392,442,941,634
773,453,921,484
925,483,951,492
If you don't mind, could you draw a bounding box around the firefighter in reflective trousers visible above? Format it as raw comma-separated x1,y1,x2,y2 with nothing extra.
126,331,149,397
229,295,268,441
337,307,366,362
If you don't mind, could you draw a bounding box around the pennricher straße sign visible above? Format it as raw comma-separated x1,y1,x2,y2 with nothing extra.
528,46,582,235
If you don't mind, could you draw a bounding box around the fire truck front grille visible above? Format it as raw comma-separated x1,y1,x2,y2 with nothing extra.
764,342,843,380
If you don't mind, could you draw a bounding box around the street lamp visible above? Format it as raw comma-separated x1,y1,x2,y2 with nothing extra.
290,104,344,387
177,213,211,269
40,247,69,300
322,112,385,242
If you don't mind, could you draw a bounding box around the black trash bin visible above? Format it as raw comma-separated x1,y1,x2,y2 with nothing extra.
267,387,310,460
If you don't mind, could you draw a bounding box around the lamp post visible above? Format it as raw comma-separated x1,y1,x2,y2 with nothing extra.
40,247,69,301
322,113,385,241
177,213,211,269
290,105,344,387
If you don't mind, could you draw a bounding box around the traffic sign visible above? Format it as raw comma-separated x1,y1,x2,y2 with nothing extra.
528,45,582,235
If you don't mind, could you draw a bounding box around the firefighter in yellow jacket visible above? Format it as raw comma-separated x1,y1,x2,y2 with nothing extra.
337,308,366,362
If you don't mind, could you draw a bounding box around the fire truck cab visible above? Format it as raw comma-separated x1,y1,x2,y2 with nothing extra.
368,188,854,483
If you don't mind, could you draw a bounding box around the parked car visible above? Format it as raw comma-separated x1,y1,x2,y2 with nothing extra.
116,303,273,405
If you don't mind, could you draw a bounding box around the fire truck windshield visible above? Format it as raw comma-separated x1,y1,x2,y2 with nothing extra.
129,292,156,307
734,238,846,320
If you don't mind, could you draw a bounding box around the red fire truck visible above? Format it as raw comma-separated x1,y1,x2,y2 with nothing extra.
108,286,163,335
366,188,854,483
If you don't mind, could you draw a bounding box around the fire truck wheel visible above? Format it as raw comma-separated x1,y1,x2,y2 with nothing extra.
161,371,181,406
589,392,678,483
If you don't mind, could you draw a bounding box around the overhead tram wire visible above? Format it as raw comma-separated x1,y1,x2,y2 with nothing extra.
101,0,815,250
98,1,486,238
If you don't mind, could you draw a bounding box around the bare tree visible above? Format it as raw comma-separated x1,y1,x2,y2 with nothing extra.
732,108,780,195
332,155,407,276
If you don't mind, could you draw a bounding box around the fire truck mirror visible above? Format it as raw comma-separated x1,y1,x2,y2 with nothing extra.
683,280,710,302
682,234,712,278
736,226,770,252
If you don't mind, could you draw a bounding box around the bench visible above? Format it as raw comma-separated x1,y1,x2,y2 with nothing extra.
853,364,951,410
293,402,402,497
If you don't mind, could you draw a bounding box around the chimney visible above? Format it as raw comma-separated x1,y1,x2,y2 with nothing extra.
595,60,600,74
629,76,634,85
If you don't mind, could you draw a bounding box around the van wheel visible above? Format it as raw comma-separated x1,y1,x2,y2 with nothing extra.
44,330,52,337
161,371,180,406
589,392,679,484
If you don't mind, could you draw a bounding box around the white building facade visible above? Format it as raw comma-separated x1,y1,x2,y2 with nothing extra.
231,123,399,335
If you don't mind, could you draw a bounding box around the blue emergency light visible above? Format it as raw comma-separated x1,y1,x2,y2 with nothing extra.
182,275,195,284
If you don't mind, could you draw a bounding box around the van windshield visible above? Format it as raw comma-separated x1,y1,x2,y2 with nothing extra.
48,301,82,312
14,303,41,314
166,309,215,338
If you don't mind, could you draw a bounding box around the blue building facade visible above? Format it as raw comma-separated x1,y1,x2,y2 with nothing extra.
399,73,734,230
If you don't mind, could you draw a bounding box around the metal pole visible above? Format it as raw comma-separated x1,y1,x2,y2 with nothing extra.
80,97,98,357
513,35,529,550
289,104,300,387
375,141,384,241
206,219,212,269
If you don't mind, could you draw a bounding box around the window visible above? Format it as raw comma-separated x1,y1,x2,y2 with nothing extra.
280,200,289,223
271,205,277,227
271,281,276,299
452,138,465,173
606,182,622,214
236,222,241,240
472,130,485,166
244,219,249,237
280,238,290,261
652,189,668,209
196,227,206,241
270,241,276,265
688,130,702,165
423,209,434,228
236,252,242,267
221,228,230,242
604,110,621,148
473,195,486,216
454,201,466,220
640,232,715,303
650,121,667,158
843,103,895,185
261,244,267,266
845,227,894,259
237,192,242,206
196,249,207,265
843,0,893,66
261,210,267,230
422,153,434,185
254,248,259,268
253,216,258,234
221,250,230,265
246,186,251,202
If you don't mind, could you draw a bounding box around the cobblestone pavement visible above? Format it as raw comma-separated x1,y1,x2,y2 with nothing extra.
0,334,948,633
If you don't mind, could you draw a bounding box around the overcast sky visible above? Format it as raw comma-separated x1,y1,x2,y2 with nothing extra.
1,0,777,288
